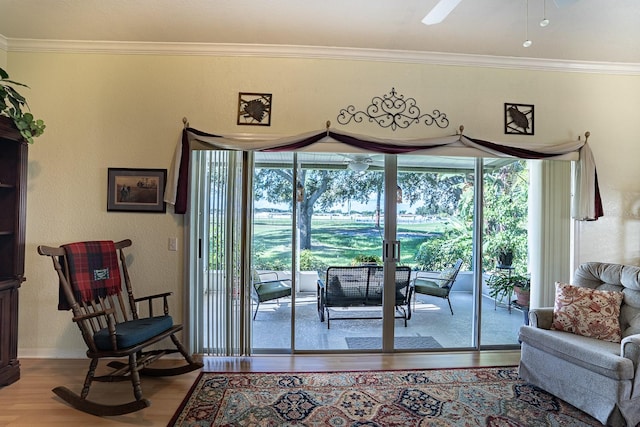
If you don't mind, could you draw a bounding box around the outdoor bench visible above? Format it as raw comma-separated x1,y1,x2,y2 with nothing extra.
316,265,412,328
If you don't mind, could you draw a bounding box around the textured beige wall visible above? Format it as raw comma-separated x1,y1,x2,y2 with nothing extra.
7,50,640,357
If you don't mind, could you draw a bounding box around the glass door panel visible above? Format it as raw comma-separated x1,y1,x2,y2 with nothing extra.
480,159,530,346
251,152,294,351
395,155,476,350
293,152,385,351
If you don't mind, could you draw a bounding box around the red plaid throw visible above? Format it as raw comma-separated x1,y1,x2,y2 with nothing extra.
59,241,122,310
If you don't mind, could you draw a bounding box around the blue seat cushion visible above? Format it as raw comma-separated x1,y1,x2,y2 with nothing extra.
94,315,174,351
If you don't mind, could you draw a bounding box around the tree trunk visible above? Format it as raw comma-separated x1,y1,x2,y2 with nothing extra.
297,170,329,251
298,199,313,250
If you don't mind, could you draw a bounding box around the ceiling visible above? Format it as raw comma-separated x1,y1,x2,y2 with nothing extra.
0,0,639,65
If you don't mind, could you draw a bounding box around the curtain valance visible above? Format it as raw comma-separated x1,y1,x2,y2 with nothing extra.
165,126,602,221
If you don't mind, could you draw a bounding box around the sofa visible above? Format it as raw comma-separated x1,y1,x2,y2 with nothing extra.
519,262,640,426
317,265,412,328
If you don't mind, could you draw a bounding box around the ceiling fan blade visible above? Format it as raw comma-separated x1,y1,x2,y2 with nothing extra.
552,0,579,7
422,0,464,25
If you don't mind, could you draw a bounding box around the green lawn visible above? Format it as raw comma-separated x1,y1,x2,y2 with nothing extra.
253,218,447,270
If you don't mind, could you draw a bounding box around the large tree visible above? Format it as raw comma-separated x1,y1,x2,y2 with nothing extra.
254,168,383,249
399,172,467,216
413,161,529,272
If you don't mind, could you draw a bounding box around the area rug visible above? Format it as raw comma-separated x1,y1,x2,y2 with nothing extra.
346,335,442,349
168,367,600,426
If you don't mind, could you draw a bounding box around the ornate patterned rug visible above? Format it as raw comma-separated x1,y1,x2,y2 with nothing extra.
168,367,600,426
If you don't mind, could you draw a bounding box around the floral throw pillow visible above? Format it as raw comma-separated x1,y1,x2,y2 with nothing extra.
551,282,624,343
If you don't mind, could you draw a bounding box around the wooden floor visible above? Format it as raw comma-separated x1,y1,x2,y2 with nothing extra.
0,351,520,426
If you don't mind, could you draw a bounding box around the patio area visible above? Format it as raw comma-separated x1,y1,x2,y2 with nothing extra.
251,285,527,351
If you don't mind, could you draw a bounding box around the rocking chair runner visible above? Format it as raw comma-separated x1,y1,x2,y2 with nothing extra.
37,239,203,416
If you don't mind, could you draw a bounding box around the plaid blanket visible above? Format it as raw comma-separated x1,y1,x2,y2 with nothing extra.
59,241,122,310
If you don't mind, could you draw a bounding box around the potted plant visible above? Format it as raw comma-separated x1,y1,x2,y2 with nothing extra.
496,245,514,268
487,272,530,307
511,274,531,307
0,67,45,143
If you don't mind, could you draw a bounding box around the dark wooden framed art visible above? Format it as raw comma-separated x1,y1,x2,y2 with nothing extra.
107,168,167,213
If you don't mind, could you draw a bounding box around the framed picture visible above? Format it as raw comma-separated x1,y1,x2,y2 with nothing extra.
107,168,167,213
237,92,272,126
504,103,534,135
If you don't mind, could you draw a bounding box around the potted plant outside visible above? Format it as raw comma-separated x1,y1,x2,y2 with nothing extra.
0,67,45,143
512,274,531,307
496,246,514,268
487,272,530,307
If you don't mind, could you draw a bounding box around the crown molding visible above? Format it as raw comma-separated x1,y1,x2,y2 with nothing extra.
5,37,640,76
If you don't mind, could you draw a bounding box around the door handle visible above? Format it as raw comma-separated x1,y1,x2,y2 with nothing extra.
383,240,400,262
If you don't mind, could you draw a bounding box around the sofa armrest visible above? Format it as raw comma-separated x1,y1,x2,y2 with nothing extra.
622,334,640,365
622,334,640,398
528,307,554,329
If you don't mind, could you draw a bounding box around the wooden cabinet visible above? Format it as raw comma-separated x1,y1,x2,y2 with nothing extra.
0,116,27,386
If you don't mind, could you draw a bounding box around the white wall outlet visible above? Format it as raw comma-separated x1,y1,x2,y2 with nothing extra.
168,237,178,251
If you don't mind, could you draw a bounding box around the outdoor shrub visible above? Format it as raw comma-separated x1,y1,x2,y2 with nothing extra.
414,229,471,271
351,254,382,265
299,249,327,272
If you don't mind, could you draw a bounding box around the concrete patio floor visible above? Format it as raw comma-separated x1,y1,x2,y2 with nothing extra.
251,290,527,352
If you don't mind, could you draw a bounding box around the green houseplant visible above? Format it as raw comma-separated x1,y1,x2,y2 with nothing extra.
496,246,514,268
512,276,531,307
487,272,530,307
0,67,45,143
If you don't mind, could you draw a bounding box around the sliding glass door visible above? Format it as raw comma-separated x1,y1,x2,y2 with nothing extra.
480,159,530,346
394,155,478,350
251,152,294,351
188,149,532,355
253,152,389,351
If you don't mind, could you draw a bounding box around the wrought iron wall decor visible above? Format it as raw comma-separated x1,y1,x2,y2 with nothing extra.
238,92,272,126
337,88,449,131
504,103,534,135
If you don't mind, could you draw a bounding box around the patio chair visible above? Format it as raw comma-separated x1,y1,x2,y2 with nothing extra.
251,270,292,320
37,239,203,416
411,258,463,316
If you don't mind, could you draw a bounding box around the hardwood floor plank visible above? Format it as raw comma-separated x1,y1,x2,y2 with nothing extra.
0,358,199,427
0,351,520,426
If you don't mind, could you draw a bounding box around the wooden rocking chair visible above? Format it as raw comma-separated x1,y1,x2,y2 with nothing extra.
37,239,203,416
